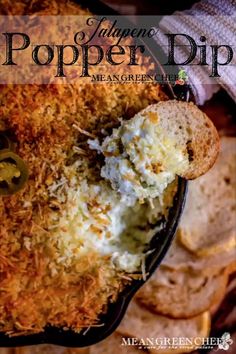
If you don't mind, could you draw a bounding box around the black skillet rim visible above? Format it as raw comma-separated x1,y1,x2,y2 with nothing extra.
0,0,189,347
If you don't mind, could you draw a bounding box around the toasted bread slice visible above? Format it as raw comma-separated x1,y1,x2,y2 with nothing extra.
178,137,236,256
140,100,219,179
117,301,210,354
162,236,236,272
14,346,89,354
225,261,236,276
210,288,227,316
179,229,236,257
89,332,144,354
210,262,236,315
95,100,219,201
135,266,228,318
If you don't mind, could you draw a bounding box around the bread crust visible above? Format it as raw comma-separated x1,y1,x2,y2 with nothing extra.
117,301,211,354
141,100,220,179
135,267,229,319
178,137,236,256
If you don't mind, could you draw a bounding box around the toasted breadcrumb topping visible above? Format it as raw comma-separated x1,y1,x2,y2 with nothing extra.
0,0,174,335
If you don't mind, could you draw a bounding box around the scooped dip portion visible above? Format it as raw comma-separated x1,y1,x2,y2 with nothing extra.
89,107,189,201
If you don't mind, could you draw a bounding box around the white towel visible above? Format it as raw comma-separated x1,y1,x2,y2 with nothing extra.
154,0,236,105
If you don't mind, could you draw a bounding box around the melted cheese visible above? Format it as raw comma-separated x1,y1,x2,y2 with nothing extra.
89,112,188,200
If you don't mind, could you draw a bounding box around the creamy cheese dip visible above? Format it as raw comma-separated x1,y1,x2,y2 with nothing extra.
33,158,175,275
89,110,188,200
34,110,184,275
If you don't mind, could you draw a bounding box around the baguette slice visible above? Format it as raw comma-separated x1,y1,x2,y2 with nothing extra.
178,137,236,256
162,236,236,272
135,266,228,318
140,100,219,179
14,346,89,354
117,301,210,354
89,332,144,354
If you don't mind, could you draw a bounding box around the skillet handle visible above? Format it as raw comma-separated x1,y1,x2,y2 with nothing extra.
172,83,192,102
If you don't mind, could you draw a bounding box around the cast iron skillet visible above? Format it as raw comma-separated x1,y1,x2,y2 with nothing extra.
0,0,189,348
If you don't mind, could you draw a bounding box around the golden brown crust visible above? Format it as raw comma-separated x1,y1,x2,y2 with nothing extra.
139,101,220,180
0,0,168,336
135,267,229,319
184,109,220,180
15,346,89,354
